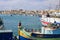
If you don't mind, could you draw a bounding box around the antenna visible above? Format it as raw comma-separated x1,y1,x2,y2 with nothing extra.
58,0,60,12
59,0,60,10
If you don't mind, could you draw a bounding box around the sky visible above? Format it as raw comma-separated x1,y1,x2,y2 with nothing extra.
0,0,59,10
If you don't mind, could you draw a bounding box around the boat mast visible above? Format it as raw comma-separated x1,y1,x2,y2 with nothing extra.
59,0,60,12
56,0,60,12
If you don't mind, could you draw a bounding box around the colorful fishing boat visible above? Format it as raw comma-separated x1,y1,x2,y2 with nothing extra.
18,22,33,40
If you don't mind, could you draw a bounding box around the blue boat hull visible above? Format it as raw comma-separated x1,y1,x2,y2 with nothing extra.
19,36,29,40
31,33,60,38
19,36,32,40
0,32,13,40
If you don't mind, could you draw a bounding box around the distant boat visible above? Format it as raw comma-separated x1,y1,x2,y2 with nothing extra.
50,12,60,17
11,14,12,16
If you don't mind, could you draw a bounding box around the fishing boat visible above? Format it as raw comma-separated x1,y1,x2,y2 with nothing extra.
31,13,60,38
18,22,33,40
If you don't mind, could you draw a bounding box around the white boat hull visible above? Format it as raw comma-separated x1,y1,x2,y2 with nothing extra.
41,18,60,26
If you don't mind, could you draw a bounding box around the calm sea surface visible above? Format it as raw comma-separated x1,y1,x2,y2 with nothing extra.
0,14,42,36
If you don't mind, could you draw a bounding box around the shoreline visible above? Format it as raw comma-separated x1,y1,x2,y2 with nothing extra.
0,9,60,15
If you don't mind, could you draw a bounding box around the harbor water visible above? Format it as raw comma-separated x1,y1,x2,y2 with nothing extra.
0,14,42,36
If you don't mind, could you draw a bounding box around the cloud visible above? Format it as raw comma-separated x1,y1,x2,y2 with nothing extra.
0,0,59,10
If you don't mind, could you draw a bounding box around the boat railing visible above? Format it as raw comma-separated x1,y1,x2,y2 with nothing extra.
24,28,41,32
46,23,60,29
